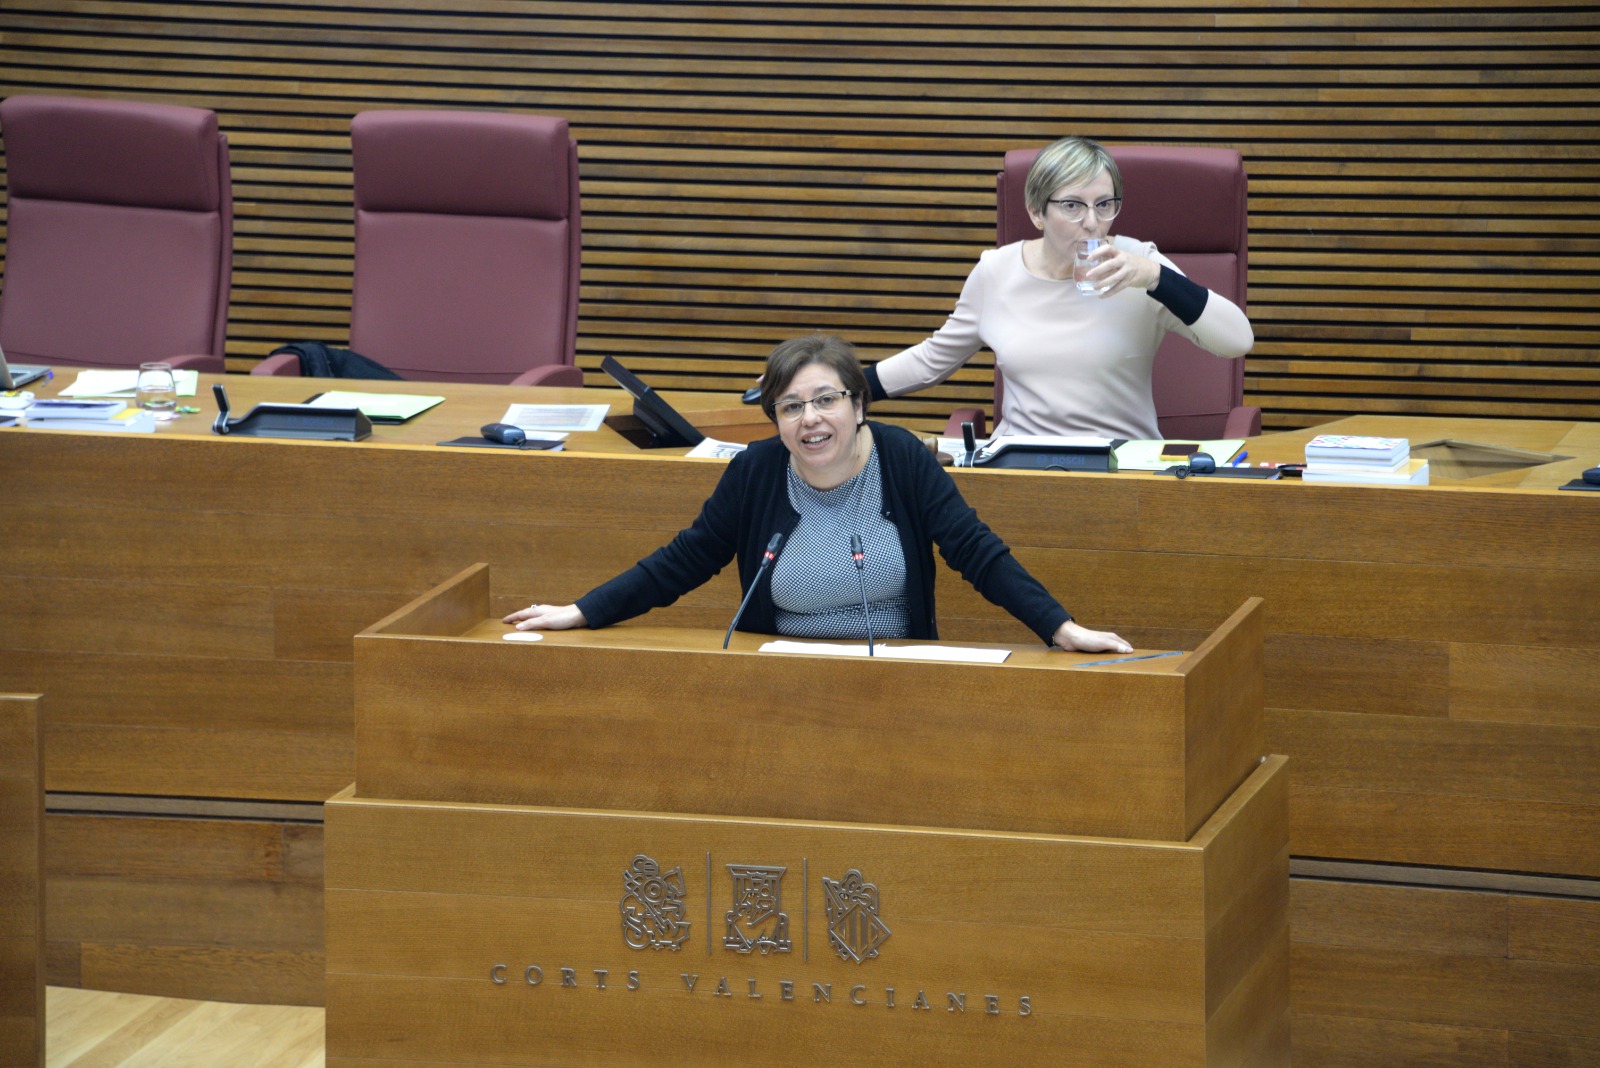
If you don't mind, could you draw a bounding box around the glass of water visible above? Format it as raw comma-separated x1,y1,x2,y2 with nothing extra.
136,361,178,421
1074,238,1106,295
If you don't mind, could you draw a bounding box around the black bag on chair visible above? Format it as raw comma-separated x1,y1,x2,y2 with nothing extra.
269,341,404,380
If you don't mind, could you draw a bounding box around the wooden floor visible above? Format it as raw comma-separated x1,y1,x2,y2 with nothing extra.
45,987,324,1068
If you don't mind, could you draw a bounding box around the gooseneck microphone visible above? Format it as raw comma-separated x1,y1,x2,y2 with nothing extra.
850,533,876,657
724,532,785,649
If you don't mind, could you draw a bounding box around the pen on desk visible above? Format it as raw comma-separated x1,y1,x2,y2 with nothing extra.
1230,451,1249,467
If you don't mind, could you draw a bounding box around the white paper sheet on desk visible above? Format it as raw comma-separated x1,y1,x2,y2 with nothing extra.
501,402,609,433
59,369,200,398
686,437,747,459
759,640,1009,664
938,434,1116,465
935,436,990,463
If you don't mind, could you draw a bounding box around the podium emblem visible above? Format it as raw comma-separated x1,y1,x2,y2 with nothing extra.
723,863,792,954
823,869,891,963
620,854,691,950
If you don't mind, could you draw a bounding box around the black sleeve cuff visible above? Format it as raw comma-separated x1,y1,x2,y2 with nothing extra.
865,363,890,402
1148,265,1209,326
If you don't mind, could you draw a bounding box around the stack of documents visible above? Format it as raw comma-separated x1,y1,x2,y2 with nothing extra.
1302,435,1428,485
59,369,200,398
305,391,443,423
19,399,155,432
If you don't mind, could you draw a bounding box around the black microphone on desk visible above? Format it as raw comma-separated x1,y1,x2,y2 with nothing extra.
212,383,232,435
960,421,978,468
850,533,876,657
724,532,785,649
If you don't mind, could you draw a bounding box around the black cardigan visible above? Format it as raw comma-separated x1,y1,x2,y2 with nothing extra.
576,421,1072,644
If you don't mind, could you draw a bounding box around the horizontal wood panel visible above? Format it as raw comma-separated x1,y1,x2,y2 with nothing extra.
325,762,1286,1065
44,724,353,800
3,2,1598,430
0,697,41,1068
324,800,1209,938
355,624,1214,841
0,651,350,733
44,811,325,1005
1292,880,1508,957
937,544,1600,648
77,944,324,1008
327,888,1207,1019
1292,939,1600,1041
1450,643,1600,728
47,874,324,951
1287,783,1600,877
1288,1014,1510,1067
45,814,309,883
1291,879,1600,1055
0,575,270,660
1508,1032,1600,1067
1508,897,1600,967
1271,708,1600,808
328,979,1202,1068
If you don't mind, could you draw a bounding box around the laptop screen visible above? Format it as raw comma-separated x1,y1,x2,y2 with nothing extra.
0,344,51,391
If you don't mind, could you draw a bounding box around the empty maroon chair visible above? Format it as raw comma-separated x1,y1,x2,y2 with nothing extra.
0,94,231,371
950,144,1259,439
254,109,583,386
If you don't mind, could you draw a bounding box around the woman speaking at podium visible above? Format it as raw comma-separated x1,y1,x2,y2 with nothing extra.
504,333,1130,653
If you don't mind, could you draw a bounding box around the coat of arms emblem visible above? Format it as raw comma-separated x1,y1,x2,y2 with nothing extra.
723,863,792,954
822,869,891,962
620,854,691,950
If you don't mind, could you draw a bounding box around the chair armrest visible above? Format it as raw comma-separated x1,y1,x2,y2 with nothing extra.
511,365,584,388
1223,405,1262,439
166,354,226,374
944,407,988,439
250,353,303,376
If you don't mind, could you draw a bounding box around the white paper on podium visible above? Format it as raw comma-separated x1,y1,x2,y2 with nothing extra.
758,641,1009,664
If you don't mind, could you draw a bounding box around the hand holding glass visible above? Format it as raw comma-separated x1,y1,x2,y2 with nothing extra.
136,361,178,421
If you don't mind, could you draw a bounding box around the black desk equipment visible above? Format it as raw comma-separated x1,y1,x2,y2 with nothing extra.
211,383,372,441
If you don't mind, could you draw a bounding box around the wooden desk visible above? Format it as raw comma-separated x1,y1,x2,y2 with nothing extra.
3,375,1597,1035
0,695,44,1068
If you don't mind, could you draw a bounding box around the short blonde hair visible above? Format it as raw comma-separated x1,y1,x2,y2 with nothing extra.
1024,136,1121,219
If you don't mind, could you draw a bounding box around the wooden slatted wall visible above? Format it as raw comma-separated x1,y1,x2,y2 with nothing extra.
1,0,1596,431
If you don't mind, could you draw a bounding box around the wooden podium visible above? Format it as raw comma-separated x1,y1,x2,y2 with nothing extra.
326,565,1288,1066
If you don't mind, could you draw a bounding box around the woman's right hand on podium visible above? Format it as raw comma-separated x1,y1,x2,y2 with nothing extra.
503,603,587,631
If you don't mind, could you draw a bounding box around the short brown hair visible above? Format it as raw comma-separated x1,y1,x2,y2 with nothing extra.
758,333,870,424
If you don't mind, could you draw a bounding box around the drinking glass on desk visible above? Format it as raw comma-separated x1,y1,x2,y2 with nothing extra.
136,361,178,420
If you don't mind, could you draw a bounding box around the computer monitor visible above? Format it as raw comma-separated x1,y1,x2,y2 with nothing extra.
600,355,705,449
0,343,51,391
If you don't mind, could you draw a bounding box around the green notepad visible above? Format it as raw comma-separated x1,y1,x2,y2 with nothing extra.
304,391,444,423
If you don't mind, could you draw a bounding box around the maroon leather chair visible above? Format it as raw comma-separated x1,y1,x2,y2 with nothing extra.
254,109,583,386
0,94,231,371
949,144,1259,439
